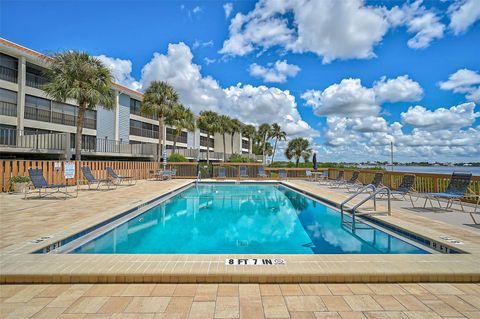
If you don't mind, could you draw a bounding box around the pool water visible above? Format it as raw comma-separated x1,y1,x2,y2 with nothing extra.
72,183,429,254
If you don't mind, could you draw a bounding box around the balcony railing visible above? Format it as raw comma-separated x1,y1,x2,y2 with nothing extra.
0,66,18,83
0,101,17,117
130,126,159,139
0,129,66,151
81,138,158,156
25,106,96,129
26,72,49,89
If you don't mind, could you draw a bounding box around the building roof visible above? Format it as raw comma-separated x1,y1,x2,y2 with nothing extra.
0,38,144,98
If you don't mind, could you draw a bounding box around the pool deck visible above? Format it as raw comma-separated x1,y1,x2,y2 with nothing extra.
0,179,479,284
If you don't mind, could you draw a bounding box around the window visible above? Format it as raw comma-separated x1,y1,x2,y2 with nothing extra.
242,139,250,150
0,124,17,146
130,98,141,116
166,127,188,143
0,88,17,117
130,119,159,138
26,63,49,88
200,135,214,147
0,53,18,83
25,95,51,122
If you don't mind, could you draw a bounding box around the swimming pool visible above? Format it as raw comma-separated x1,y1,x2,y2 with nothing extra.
65,183,429,254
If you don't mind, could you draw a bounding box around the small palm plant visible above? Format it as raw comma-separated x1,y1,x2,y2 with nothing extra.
141,81,179,160
285,138,312,167
165,104,195,153
42,51,115,161
242,124,256,158
270,123,287,164
197,111,220,164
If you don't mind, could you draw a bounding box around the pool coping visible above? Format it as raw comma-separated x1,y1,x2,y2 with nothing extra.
1,180,479,284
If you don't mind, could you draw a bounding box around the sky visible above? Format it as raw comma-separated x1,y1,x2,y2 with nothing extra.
1,0,479,163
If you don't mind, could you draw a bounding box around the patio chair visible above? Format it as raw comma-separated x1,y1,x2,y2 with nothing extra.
171,168,177,179
305,170,313,181
239,166,248,178
106,167,136,186
217,167,226,179
418,172,479,223
25,168,77,199
326,171,344,186
258,166,268,178
81,166,116,190
379,174,416,204
278,169,287,180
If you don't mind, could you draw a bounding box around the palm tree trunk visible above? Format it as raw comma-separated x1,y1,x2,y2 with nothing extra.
272,137,278,164
206,133,210,164
75,102,86,161
223,133,226,162
248,137,252,158
173,135,177,153
296,157,299,167
262,136,267,164
231,132,235,156
158,116,163,162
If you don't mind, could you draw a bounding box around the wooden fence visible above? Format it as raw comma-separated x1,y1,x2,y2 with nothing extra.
327,168,480,199
211,163,328,180
0,160,198,191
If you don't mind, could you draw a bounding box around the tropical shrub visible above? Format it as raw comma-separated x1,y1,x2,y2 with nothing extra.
168,153,188,162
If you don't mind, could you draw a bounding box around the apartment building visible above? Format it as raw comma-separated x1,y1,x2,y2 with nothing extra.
0,38,254,161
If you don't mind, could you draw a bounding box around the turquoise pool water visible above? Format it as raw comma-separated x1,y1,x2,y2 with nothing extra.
72,183,429,254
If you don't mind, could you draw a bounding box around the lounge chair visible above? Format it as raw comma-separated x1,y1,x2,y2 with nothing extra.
278,169,287,180
106,167,136,186
378,174,416,204
418,172,479,223
171,168,177,179
217,167,226,179
331,171,360,190
258,166,268,178
239,166,248,178
81,166,116,190
25,168,77,199
325,171,344,186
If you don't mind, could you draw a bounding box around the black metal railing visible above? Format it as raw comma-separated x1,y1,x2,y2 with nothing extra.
0,128,65,150
0,66,18,83
0,101,17,117
26,72,49,88
129,126,159,139
25,107,96,129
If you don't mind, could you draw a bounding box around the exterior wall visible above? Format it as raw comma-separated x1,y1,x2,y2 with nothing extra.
118,94,130,142
96,107,115,140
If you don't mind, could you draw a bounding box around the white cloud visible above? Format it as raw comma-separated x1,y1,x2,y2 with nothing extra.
203,57,216,65
220,0,389,63
302,78,379,117
139,43,317,138
223,2,233,18
439,68,480,102
400,102,479,130
448,0,480,35
249,60,300,83
373,75,423,103
386,0,445,49
192,6,202,14
192,40,214,49
95,55,142,91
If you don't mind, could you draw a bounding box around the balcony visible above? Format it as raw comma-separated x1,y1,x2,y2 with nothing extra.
130,126,159,139
24,106,96,129
0,129,66,152
0,66,18,83
26,72,49,89
0,101,17,117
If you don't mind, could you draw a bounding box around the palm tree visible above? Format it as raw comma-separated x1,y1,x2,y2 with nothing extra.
242,124,256,158
197,111,220,164
229,118,242,156
218,115,232,161
258,123,271,164
285,138,312,167
165,104,195,153
140,81,179,161
269,123,287,164
42,51,115,161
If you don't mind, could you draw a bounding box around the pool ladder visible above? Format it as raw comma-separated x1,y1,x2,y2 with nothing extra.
340,184,391,227
196,171,201,186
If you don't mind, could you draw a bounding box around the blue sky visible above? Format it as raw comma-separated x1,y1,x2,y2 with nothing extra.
1,0,479,162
